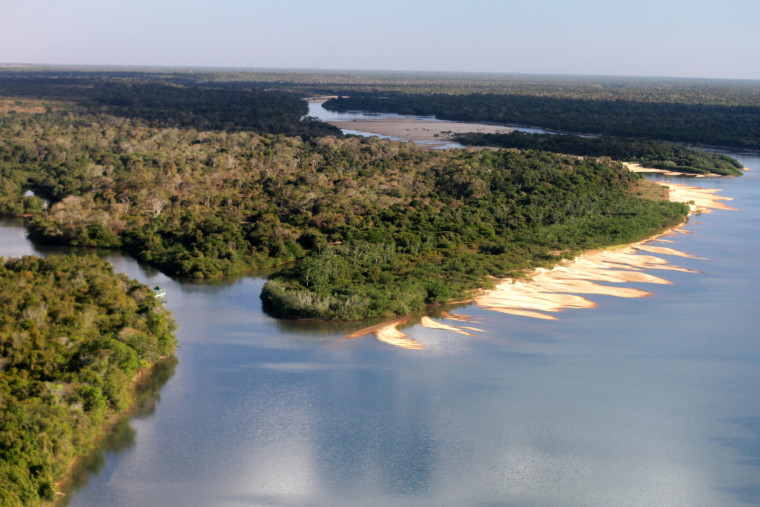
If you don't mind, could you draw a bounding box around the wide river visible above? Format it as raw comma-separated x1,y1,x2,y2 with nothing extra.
3,112,760,505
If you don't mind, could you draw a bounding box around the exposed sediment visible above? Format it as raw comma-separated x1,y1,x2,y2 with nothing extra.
348,180,734,350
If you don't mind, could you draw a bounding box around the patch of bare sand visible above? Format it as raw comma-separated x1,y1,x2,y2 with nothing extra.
419,316,484,336
624,162,750,177
346,318,424,351
329,117,515,143
664,182,736,213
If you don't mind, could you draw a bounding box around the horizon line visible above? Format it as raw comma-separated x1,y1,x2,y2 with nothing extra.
1,62,759,83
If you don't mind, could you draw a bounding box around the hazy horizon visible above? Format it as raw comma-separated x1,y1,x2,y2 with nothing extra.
4,63,760,85
2,0,759,81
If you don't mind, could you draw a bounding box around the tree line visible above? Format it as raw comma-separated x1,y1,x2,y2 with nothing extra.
0,103,687,296
325,94,760,150
453,132,745,176
0,255,176,506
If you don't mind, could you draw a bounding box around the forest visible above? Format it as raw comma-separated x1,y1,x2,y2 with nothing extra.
453,132,745,176
0,255,176,506
324,93,760,150
0,75,688,319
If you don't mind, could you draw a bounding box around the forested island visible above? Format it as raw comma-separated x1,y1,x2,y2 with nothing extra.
0,255,176,506
2,70,755,318
453,132,745,176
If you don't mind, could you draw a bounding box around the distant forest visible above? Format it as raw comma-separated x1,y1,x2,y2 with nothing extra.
324,93,760,150
4,67,759,149
453,132,745,176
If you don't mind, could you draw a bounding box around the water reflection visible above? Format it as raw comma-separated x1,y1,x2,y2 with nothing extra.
3,153,760,504
56,358,178,506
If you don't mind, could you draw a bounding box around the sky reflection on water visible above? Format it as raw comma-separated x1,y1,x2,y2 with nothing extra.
2,153,760,505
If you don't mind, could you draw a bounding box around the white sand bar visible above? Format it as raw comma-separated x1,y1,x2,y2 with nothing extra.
473,182,733,320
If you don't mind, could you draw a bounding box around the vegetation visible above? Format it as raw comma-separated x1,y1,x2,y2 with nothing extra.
6,67,760,106
0,255,177,506
0,75,341,138
0,102,687,291
325,93,760,150
454,132,745,176
261,151,688,319
0,68,742,504
0,74,691,317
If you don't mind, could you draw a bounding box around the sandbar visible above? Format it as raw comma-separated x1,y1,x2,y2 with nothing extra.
335,115,738,348
329,117,515,144
347,318,423,350
473,182,733,320
346,182,734,349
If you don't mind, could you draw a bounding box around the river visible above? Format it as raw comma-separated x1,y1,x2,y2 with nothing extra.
2,116,760,505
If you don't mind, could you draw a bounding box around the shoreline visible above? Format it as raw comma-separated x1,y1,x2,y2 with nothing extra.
623,162,750,178
50,356,177,505
349,181,735,349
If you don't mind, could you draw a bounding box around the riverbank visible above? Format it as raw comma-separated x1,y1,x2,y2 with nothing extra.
350,181,735,349
50,356,178,505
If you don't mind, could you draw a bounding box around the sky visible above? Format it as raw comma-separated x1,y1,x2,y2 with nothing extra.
1,0,758,80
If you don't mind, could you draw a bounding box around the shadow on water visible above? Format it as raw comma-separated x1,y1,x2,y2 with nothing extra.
714,417,760,505
54,357,178,506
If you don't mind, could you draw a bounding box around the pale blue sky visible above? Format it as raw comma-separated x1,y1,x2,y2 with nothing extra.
1,0,758,79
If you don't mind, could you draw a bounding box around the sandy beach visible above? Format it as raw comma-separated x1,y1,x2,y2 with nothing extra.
347,181,735,350
330,106,739,349
623,162,752,178
472,181,734,321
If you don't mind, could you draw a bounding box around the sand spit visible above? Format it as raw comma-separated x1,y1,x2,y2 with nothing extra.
664,182,736,213
419,316,485,336
346,181,733,350
633,244,705,258
623,162,716,177
624,162,750,178
473,182,732,321
439,311,477,322
346,318,424,351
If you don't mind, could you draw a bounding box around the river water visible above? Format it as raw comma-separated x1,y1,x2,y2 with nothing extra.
2,122,760,504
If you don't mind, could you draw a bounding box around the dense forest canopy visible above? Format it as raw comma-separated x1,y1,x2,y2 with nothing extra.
4,67,759,148
0,94,687,319
1,70,741,314
0,255,176,506
453,132,746,176
0,75,341,138
4,67,760,106
324,94,760,150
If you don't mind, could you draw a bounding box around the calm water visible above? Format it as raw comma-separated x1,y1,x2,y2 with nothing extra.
308,101,554,144
3,145,760,504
